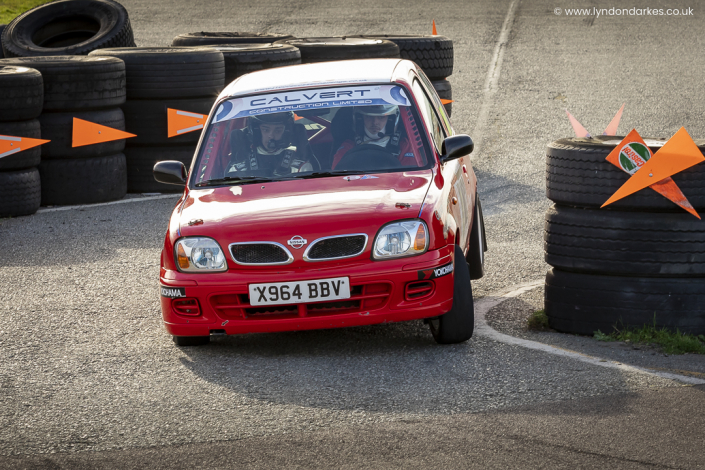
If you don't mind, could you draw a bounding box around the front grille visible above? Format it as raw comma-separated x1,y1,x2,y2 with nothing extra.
210,282,391,320
230,243,291,265
306,235,367,260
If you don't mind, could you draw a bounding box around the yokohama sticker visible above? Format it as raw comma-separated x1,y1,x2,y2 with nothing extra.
417,261,454,280
160,286,186,298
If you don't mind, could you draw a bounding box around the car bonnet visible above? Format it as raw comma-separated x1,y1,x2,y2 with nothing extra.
178,170,432,242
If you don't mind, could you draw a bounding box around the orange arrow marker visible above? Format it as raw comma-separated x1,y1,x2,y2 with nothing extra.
432,20,438,35
168,108,206,138
602,103,624,136
604,129,699,218
440,99,454,105
0,134,50,159
565,110,591,138
293,113,304,121
649,176,700,219
602,127,705,208
72,118,136,147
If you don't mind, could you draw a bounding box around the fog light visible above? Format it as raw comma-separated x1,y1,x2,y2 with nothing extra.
405,281,434,301
172,298,201,316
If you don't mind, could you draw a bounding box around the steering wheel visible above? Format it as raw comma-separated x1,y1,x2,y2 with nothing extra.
335,144,402,172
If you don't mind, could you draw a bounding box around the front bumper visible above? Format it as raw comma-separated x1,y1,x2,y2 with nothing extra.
159,244,455,336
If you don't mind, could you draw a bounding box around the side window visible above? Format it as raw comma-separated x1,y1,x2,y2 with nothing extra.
417,71,453,134
412,79,445,152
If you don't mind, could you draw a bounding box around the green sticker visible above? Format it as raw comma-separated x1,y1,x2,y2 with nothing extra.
618,142,651,175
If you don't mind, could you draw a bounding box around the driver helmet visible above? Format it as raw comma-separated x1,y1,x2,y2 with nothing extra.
248,111,295,151
353,105,399,140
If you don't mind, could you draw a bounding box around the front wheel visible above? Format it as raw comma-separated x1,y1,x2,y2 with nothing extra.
429,244,475,344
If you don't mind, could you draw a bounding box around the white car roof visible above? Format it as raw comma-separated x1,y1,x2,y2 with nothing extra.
220,58,406,98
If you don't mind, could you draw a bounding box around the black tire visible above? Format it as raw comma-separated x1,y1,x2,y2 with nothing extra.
545,204,705,277
467,197,486,280
276,37,399,63
545,268,705,336
356,35,453,80
122,97,214,146
429,244,474,344
39,108,126,159
0,119,41,170
173,335,210,346
39,153,126,205
201,43,301,85
0,168,41,217
124,146,193,193
0,65,43,120
0,25,5,58
89,47,225,99
0,0,135,57
432,79,452,117
546,136,705,211
0,56,126,111
172,32,293,47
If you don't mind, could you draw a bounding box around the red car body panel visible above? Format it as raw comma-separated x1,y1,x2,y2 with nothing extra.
158,59,479,338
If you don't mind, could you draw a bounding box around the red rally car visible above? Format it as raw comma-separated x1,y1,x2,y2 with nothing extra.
154,58,487,346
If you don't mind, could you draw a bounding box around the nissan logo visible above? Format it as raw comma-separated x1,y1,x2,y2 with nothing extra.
287,236,307,249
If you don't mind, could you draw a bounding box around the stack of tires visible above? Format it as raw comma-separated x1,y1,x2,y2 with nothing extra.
0,65,43,217
89,47,225,193
0,0,135,57
172,32,293,47
172,32,301,86
544,136,705,336
0,56,129,205
196,45,301,87
356,35,454,116
171,32,299,88
275,37,400,65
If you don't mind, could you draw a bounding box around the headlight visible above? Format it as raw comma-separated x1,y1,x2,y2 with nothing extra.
373,220,428,260
174,237,227,272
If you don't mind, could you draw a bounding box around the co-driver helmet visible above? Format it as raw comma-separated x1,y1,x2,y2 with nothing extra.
353,105,400,139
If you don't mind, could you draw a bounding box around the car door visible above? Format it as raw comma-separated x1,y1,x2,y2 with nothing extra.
411,77,470,251
416,72,475,252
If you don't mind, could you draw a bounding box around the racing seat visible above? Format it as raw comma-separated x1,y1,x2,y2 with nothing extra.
292,122,320,170
327,107,355,165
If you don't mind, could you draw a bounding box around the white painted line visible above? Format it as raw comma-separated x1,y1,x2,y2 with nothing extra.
176,124,204,134
176,110,205,119
36,194,180,213
472,0,520,157
476,280,705,385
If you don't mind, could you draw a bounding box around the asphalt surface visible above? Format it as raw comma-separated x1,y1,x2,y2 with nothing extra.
2,0,705,468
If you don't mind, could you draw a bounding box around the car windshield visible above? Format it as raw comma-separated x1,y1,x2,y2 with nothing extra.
191,84,432,187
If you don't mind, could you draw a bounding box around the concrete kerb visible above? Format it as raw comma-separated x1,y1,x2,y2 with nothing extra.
476,280,705,386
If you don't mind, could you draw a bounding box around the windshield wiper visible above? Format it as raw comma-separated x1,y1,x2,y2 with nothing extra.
195,176,273,187
300,170,366,179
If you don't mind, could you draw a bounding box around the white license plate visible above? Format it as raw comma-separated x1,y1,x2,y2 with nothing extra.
248,277,350,306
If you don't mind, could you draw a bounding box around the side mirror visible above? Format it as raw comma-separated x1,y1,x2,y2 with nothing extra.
153,160,188,185
440,135,474,164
